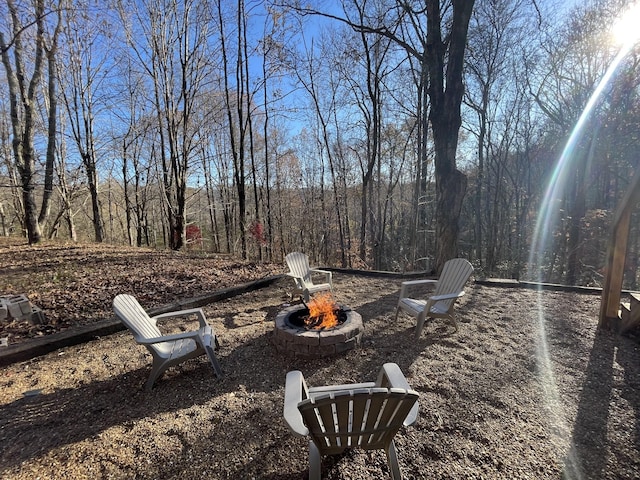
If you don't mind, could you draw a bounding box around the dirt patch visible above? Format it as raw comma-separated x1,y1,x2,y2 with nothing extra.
1,241,639,479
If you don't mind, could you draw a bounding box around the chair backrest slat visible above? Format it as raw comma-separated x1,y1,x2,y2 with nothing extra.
334,394,351,447
301,398,329,448
298,388,418,454
113,294,162,341
433,258,474,308
286,252,312,284
369,391,417,447
361,392,386,445
351,393,368,447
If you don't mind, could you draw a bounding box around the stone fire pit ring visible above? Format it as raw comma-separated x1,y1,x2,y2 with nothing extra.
273,304,363,358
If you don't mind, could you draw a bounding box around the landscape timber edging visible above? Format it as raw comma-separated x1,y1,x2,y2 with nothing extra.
475,278,603,295
0,275,282,367
326,268,607,295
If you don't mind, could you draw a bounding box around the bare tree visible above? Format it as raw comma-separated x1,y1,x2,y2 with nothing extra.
0,107,24,234
291,0,475,272
122,119,154,247
59,3,108,242
215,0,259,259
48,129,82,241
38,2,61,231
338,0,394,268
257,12,289,262
0,0,62,243
463,0,535,275
292,32,351,265
119,0,214,250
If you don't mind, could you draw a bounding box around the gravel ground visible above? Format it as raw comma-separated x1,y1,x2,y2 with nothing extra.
1,272,638,479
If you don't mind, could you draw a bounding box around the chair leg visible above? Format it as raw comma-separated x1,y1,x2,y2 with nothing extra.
144,375,157,392
145,360,167,391
308,441,322,480
386,440,402,480
449,314,459,332
205,344,223,378
415,312,427,338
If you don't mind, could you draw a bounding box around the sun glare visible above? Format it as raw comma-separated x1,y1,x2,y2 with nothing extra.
613,2,640,47
528,5,640,477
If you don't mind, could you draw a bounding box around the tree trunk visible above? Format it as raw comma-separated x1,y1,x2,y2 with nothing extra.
474,95,487,269
39,24,60,228
22,178,41,243
565,151,587,285
85,160,104,242
0,0,51,244
426,0,474,272
410,68,429,268
0,203,6,236
122,142,134,246
435,166,467,269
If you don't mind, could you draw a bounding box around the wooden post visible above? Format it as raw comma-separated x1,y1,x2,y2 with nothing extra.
599,173,640,329
599,209,631,328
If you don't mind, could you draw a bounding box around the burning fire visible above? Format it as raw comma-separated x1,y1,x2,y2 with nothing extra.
305,293,339,330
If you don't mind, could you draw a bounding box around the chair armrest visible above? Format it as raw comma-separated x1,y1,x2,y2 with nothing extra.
310,268,331,275
401,279,438,287
399,279,437,298
430,291,465,301
198,324,220,350
376,363,419,426
376,363,412,389
284,371,310,437
310,268,332,285
152,308,209,327
137,330,201,345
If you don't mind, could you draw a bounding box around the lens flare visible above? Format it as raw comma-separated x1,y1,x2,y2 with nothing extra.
529,16,638,480
613,2,640,47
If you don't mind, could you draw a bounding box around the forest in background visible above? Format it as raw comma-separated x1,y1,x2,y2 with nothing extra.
1,0,639,288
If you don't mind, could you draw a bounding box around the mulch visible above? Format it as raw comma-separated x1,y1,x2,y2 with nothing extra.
1,272,639,479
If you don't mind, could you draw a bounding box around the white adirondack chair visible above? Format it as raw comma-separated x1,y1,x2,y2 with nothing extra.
285,252,333,302
113,294,222,390
396,258,474,337
283,363,419,480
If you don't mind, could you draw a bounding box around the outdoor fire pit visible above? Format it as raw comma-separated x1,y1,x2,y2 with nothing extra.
272,294,363,358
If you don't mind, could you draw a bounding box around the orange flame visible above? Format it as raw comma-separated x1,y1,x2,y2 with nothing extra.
305,292,338,330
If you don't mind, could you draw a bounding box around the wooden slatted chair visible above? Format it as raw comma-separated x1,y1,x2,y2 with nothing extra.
283,363,419,480
396,258,474,337
113,294,222,390
285,252,333,302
